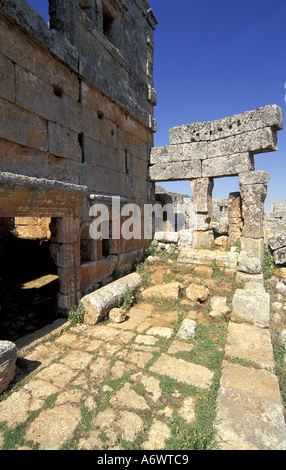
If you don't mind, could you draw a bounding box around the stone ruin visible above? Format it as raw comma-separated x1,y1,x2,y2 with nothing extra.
149,104,284,264
0,1,285,398
0,0,157,312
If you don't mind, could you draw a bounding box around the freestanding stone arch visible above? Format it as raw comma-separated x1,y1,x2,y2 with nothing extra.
149,105,283,261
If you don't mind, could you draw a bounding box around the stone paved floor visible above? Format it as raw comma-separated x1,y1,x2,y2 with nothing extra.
1,266,286,450
1,302,214,450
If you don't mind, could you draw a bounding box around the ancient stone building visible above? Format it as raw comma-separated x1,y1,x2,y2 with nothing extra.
0,0,157,310
149,105,283,261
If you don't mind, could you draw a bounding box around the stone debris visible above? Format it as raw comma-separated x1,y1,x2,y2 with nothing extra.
109,308,127,323
141,282,183,300
176,318,197,341
209,297,230,318
186,283,210,302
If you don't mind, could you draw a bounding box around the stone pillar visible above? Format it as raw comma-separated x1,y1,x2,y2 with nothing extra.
228,192,243,244
239,171,269,261
190,177,214,248
50,216,81,309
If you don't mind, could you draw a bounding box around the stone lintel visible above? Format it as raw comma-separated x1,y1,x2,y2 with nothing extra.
169,105,283,145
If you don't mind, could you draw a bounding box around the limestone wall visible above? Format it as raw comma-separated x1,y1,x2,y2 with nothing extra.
0,0,157,307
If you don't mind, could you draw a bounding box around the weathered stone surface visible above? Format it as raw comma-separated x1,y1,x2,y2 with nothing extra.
236,271,264,285
0,341,17,394
238,254,262,274
176,318,197,341
202,152,253,177
25,404,82,450
240,237,264,262
268,231,286,251
240,183,267,239
150,354,214,389
169,105,283,145
146,327,174,339
225,322,275,370
141,420,171,450
178,249,238,270
239,170,270,185
109,308,127,323
186,283,210,302
154,231,179,243
215,362,286,450
80,256,117,295
82,273,143,325
141,282,183,300
149,159,202,182
273,247,286,265
232,286,270,328
209,297,230,318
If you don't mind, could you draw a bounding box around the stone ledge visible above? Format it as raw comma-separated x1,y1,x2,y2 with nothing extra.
0,340,17,394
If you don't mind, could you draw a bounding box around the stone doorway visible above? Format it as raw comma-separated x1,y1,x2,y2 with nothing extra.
0,173,86,341
0,223,60,341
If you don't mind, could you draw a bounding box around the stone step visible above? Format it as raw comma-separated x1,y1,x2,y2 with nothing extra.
177,248,239,271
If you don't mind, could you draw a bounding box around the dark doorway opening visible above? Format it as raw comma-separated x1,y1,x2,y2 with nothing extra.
0,234,60,342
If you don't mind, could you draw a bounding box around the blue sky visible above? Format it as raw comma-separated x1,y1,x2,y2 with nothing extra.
26,0,286,209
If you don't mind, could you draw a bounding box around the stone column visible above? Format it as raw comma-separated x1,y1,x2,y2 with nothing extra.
228,192,243,244
239,171,269,261
190,177,214,248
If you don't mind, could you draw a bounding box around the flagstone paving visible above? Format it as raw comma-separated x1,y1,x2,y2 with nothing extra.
0,261,286,451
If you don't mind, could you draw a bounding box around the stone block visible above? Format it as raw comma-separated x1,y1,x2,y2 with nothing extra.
202,153,253,178
48,122,82,161
150,142,207,165
240,237,264,261
268,231,286,251
80,256,117,295
238,255,262,274
0,341,17,394
0,98,48,150
239,170,270,185
154,232,179,243
169,105,283,145
118,249,144,274
176,319,197,341
232,288,270,328
190,177,213,213
273,247,286,265
240,184,267,239
0,53,15,102
149,160,202,182
236,271,264,285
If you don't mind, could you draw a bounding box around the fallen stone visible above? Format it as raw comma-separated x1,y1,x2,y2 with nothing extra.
176,318,196,341
209,297,230,318
186,283,210,302
141,282,183,300
150,353,213,389
273,247,286,265
232,287,270,328
268,231,286,251
0,341,17,394
82,273,143,325
109,308,127,323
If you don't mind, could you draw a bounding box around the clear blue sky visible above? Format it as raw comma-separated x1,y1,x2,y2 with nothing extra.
27,0,286,209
